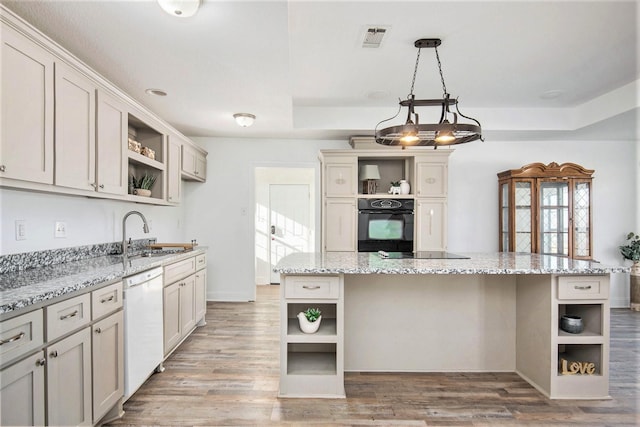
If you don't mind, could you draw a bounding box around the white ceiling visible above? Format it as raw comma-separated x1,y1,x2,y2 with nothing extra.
2,0,639,142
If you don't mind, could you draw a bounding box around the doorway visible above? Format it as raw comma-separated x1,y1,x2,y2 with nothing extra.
254,167,316,285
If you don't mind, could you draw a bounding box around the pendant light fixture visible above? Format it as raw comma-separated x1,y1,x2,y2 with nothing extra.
375,39,482,147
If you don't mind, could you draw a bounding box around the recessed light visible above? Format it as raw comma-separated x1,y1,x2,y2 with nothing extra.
540,89,564,100
233,113,256,127
145,88,167,97
157,0,201,18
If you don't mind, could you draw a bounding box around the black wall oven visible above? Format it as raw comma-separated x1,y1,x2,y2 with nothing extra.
358,199,414,252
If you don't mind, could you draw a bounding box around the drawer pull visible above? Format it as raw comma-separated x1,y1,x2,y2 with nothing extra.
59,310,79,320
302,285,321,290
0,331,25,346
100,295,115,303
574,285,592,290
95,328,102,334
50,350,58,358
36,358,46,367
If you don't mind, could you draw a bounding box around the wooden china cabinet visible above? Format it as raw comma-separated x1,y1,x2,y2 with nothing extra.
498,162,594,260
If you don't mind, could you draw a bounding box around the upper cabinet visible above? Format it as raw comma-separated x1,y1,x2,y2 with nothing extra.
181,142,207,182
415,157,448,198
0,6,207,205
498,162,594,260
323,156,357,197
0,21,54,184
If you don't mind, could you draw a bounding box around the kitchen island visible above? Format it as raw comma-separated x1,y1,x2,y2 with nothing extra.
275,252,627,400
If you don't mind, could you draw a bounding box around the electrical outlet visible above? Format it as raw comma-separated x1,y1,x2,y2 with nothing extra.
15,220,26,241
55,221,67,238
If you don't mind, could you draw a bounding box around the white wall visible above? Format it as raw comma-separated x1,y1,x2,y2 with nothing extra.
183,138,350,301
0,188,185,254
185,137,636,306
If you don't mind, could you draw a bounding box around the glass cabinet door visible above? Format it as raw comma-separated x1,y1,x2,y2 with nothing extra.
514,181,533,252
539,181,569,256
499,183,509,251
572,180,591,259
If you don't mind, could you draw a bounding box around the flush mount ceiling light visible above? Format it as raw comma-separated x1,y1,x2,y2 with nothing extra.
145,88,167,96
375,38,482,147
157,0,201,17
233,113,256,127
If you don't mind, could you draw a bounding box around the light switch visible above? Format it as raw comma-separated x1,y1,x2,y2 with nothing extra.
15,220,26,240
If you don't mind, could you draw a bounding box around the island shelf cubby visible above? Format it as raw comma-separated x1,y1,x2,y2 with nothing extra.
558,304,604,339
286,302,337,340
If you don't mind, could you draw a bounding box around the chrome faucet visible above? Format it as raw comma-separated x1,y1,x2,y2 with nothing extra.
122,210,150,258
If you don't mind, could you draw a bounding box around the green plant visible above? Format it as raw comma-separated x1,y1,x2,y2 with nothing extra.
390,181,401,187
303,307,321,322
131,173,157,190
620,232,640,261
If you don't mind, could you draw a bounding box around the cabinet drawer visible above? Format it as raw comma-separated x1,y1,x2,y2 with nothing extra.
0,309,43,366
164,257,196,285
285,276,340,299
46,294,91,341
195,253,207,271
92,281,123,320
558,276,608,300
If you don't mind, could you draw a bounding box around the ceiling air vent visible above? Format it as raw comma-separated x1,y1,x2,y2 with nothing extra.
362,27,389,48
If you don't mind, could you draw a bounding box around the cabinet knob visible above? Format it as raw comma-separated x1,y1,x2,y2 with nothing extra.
36,358,46,367
0,165,5,172
99,184,105,189
50,350,58,358
95,327,102,334
91,182,97,188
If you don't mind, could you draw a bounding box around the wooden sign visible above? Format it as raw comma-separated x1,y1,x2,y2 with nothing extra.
560,358,596,375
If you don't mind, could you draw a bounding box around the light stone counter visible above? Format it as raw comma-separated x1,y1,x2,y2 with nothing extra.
274,251,628,275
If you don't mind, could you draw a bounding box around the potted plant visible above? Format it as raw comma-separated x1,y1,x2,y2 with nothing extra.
131,173,157,197
619,232,640,311
297,307,322,333
389,181,401,195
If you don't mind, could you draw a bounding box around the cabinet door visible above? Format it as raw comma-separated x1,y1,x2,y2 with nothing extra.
0,351,46,426
324,199,356,252
195,269,207,322
46,327,92,427
180,275,196,336
572,179,592,259
415,162,447,197
0,22,54,184
195,152,207,181
163,282,181,355
54,61,96,191
92,311,124,423
181,143,197,178
539,180,569,257
415,199,447,251
324,159,356,197
167,136,181,204
96,90,127,195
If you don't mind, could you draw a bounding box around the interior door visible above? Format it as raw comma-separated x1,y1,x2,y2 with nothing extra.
269,184,311,283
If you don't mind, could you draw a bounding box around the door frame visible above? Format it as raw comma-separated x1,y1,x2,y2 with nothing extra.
254,164,319,287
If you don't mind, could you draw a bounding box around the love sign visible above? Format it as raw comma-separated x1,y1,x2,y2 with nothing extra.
560,358,596,375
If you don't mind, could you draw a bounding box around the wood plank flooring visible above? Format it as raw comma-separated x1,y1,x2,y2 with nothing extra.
108,285,639,426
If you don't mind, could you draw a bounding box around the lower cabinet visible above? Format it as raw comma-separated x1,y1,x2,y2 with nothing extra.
92,311,124,422
46,327,92,426
0,351,46,426
323,199,356,252
415,198,447,251
163,275,196,356
195,269,207,321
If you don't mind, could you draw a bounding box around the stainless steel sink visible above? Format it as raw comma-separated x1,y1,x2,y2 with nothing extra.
128,249,186,259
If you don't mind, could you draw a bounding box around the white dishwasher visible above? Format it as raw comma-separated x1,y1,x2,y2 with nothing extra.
123,266,164,401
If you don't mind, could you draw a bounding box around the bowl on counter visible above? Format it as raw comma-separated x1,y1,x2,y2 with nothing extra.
560,314,584,334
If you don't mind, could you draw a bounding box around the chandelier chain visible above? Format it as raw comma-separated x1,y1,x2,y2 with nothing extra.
434,46,448,97
408,46,421,98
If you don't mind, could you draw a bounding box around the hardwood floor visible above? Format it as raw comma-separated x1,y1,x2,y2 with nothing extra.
108,285,639,426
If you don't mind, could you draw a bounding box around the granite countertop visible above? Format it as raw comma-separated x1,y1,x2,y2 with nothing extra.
274,252,629,275
0,248,206,315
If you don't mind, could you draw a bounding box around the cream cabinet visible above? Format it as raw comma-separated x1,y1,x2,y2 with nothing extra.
96,90,128,195
0,21,54,184
279,275,345,398
46,327,92,426
92,310,124,422
163,282,182,353
163,256,198,356
194,254,208,322
181,142,207,182
166,136,182,204
54,61,96,191
0,351,46,426
415,198,447,251
323,157,357,197
323,199,356,252
415,159,448,197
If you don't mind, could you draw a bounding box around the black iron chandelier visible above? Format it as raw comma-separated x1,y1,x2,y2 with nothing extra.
375,38,482,147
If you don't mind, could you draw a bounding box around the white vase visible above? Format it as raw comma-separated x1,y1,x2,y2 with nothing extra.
297,312,322,333
399,180,410,195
